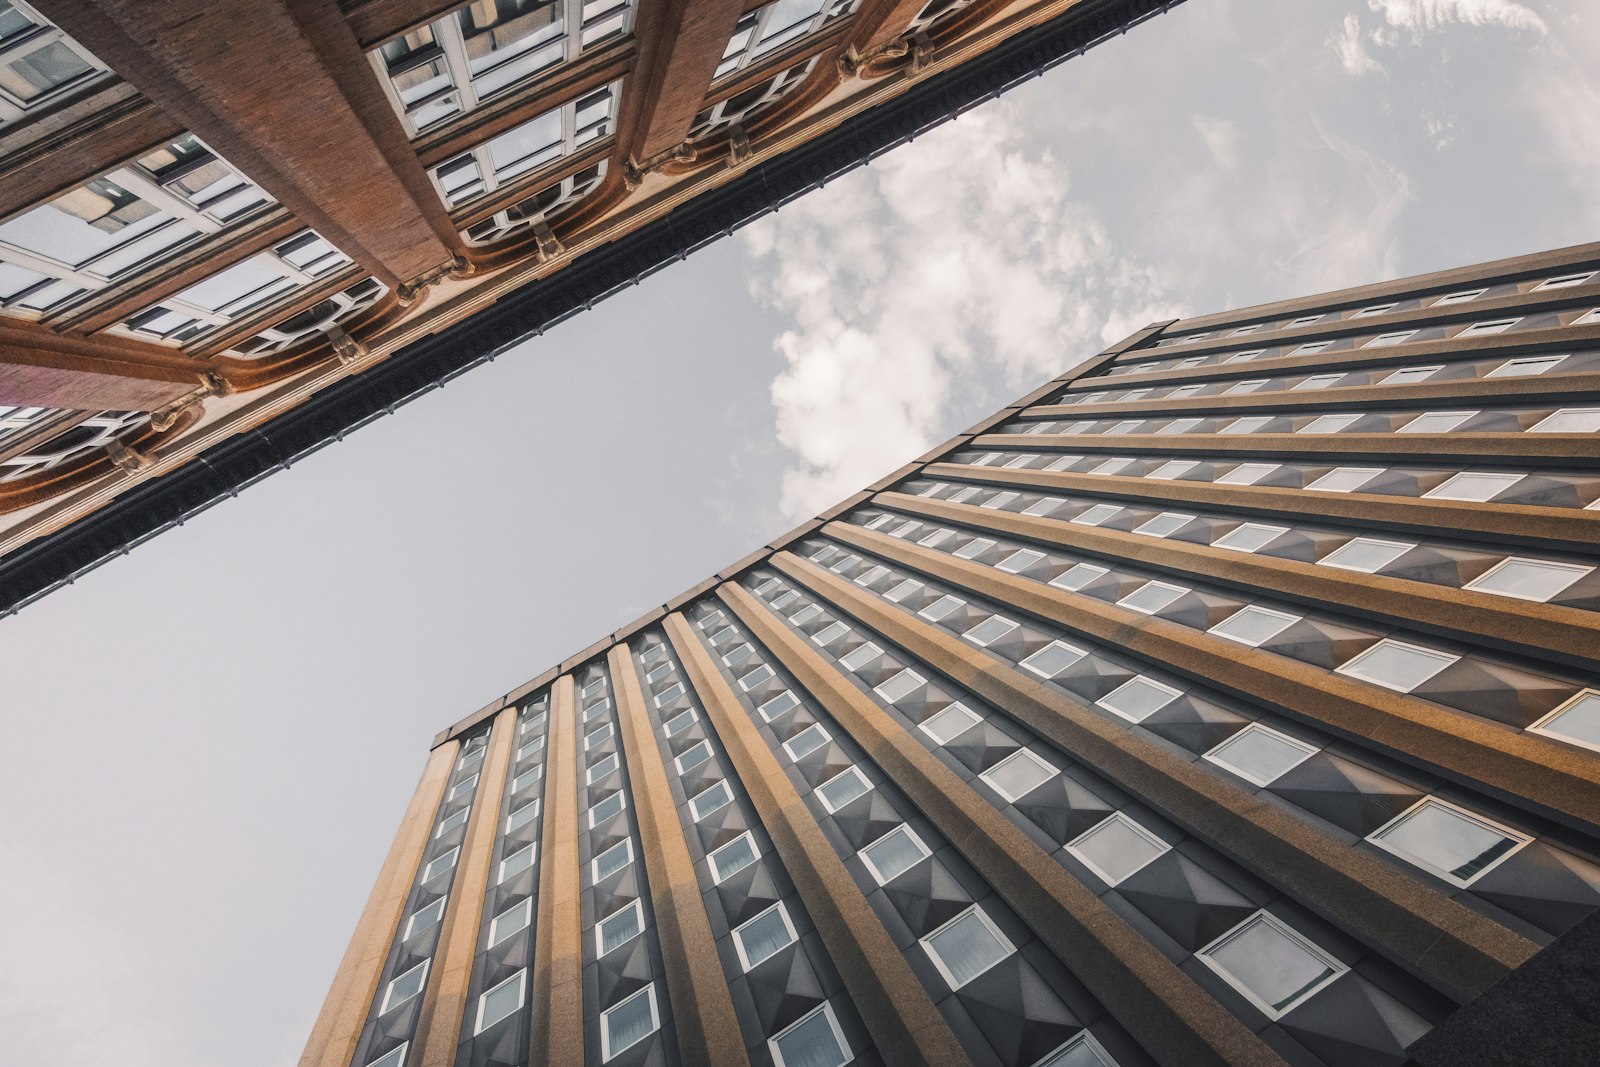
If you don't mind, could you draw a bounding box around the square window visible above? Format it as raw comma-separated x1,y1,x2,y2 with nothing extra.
1319,537,1413,572
998,549,1047,574
769,1004,850,1067
1336,639,1459,692
690,780,733,821
592,840,631,881
964,616,1020,646
597,900,645,955
475,970,526,1034
1534,271,1596,290
1034,1032,1119,1067
1067,812,1171,885
1134,512,1194,538
1369,798,1529,886
921,907,1015,989
404,896,447,939
1307,467,1383,493
759,691,800,722
1365,330,1417,348
1098,677,1181,722
1021,640,1088,678
1216,462,1279,486
1425,471,1523,502
512,766,543,793
814,622,850,644
949,486,981,504
367,1045,408,1067
1149,460,1199,480
423,848,459,882
875,668,926,703
601,985,659,1061
1208,605,1300,646
734,902,799,970
1072,503,1122,526
918,529,954,547
839,643,883,672
1157,417,1203,434
1222,416,1273,434
676,741,713,774
1465,557,1592,602
1400,411,1475,434
1118,581,1187,614
980,748,1058,802
1433,288,1486,306
1293,373,1345,391
859,825,932,884
1530,690,1600,752
1299,413,1363,434
1530,408,1600,433
490,898,533,947
382,960,429,1013
1204,724,1317,785
817,766,872,812
1225,379,1268,395
664,709,697,737
1214,523,1288,553
709,832,759,883
785,723,831,760
589,791,626,826
920,702,982,744
499,842,537,883
885,579,923,602
1051,563,1109,591
1487,355,1565,378
980,492,1021,511
954,538,997,560
1459,318,1520,336
919,595,965,622
1197,912,1346,1020
1023,498,1064,517
436,807,470,837
1380,365,1442,385
1090,457,1134,475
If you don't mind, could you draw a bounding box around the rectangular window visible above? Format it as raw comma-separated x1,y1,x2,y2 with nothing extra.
436,806,470,837
382,960,429,1013
1293,373,1345,390
474,970,526,1034
1368,798,1529,886
1226,349,1265,363
586,753,618,784
1424,471,1523,502
1216,462,1279,485
1487,354,1564,377
1197,912,1346,1019
1020,640,1088,679
733,902,799,970
675,741,713,774
980,748,1058,802
739,664,776,690
963,616,1019,646
1459,317,1520,336
1306,467,1382,493
588,790,626,826
1225,379,1268,395
1208,605,1300,647
1355,302,1396,317
1319,537,1413,572
601,984,659,1061
1035,1033,1118,1067
1221,416,1274,434
449,774,479,800
1023,498,1064,517
597,899,645,955
1050,563,1109,591
759,691,801,722
1044,454,1084,470
1530,690,1600,752
979,492,1021,511
1214,523,1288,553
1106,420,1145,434
839,643,883,672
1090,456,1135,475
1177,356,1207,368
490,898,533,947
1072,503,1122,526
1380,365,1442,385
1067,812,1170,885
875,668,926,703
512,766,543,793
1157,417,1203,434
710,832,759,883
1204,723,1318,785
1400,411,1475,434
791,602,825,623
585,723,614,750
690,780,733,821
817,766,872,812
663,709,697,737
813,622,851,645
1291,340,1334,355
1336,639,1458,692
1433,288,1486,306
919,702,982,745
1530,408,1600,433
499,842,536,883
769,1003,850,1067
1117,581,1187,614
1098,677,1181,722
404,895,447,939
1149,459,1199,480
423,848,459,882
1299,413,1363,434
592,839,632,882
506,800,540,834
653,682,683,707
1534,271,1596,290
429,83,620,206
921,907,1015,989
1465,557,1591,602
1134,512,1194,538
859,824,932,884
1365,329,1417,348
998,549,1046,574
953,537,997,559
784,723,831,760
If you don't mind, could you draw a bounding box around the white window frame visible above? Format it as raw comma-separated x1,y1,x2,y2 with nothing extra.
588,790,626,827
422,847,460,882
1529,408,1600,433
498,842,537,884
919,906,1015,990
1207,605,1301,647
732,901,800,971
473,969,527,1035
596,899,646,956
1424,471,1523,502
1097,676,1182,722
1335,639,1459,693
768,1002,852,1067
859,824,932,886
1318,536,1414,573
1464,557,1592,603
1487,354,1565,378
1529,690,1600,753
690,780,733,821
784,723,832,760
816,766,872,813
1066,811,1171,885
591,839,633,882
709,831,760,884
381,959,430,1014
1117,580,1188,615
918,702,982,745
403,895,448,939
586,752,619,784
1203,723,1318,786
490,897,534,947
979,748,1058,803
1196,912,1347,1020
1366,796,1530,887
1214,523,1288,553
758,691,801,722
600,983,660,1061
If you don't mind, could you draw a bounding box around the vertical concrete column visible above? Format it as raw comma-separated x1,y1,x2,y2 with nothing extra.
530,676,585,1067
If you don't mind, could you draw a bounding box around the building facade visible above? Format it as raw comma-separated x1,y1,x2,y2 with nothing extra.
302,243,1600,1067
0,0,1178,614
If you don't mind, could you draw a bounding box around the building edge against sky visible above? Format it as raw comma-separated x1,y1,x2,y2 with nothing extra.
304,242,1600,1067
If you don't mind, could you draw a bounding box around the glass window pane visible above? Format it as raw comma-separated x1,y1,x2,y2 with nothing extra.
710,833,757,882
491,899,533,946
1532,691,1600,751
982,749,1057,802
1319,537,1413,572
1068,813,1169,884
1215,523,1287,552
920,703,980,744
1208,606,1299,646
475,971,525,1033
1118,581,1186,614
922,908,1013,988
1021,640,1087,678
1200,913,1344,1018
598,901,644,954
817,767,870,811
1337,640,1458,692
735,904,796,969
1098,678,1179,721
1370,799,1526,884
860,825,929,883
603,985,658,1058
1530,408,1600,433
1465,558,1591,602
771,1005,849,1067
1425,471,1523,502
691,780,732,820
1204,725,1316,785
1216,462,1277,485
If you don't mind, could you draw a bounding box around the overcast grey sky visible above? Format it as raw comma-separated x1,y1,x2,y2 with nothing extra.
2,1,1596,1064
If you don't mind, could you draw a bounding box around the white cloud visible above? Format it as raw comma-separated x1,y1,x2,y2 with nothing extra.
1332,14,1385,75
1194,115,1243,168
1524,19,1600,227
1367,0,1547,36
739,102,1184,521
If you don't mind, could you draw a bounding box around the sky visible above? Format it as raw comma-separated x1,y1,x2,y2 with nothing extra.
1,1,1597,1064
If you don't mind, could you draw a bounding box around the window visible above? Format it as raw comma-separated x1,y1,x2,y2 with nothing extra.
404,896,447,939
885,579,922,602
998,549,1047,574
676,741,713,774
689,780,734,824
922,907,1014,989
1003,453,1037,468
739,664,776,690
1380,365,1442,385
1089,457,1134,475
1225,379,1268,395
1072,503,1122,526
1319,537,1413,572
839,642,883,671
964,616,1019,646
1424,471,1522,502
436,807,470,837
1465,557,1591,602
1288,314,1323,328
663,709,697,737
981,748,1058,802
592,839,632,881
715,0,857,79
1134,512,1194,538
1306,467,1382,493
586,723,614,750
875,668,926,703
734,902,799,970
918,528,955,547
1298,413,1363,434
1067,812,1170,884
1336,640,1458,692
1106,420,1145,435
1433,288,1486,306
589,790,626,826
511,766,542,793
1355,302,1396,317
1291,340,1334,355
1034,1032,1119,1067
919,702,982,744
1459,317,1520,336
499,842,537,883
646,662,672,683
474,970,526,1034
1051,563,1109,591
1221,416,1273,433
1167,384,1204,398
979,492,1020,511
1534,271,1596,290
1197,912,1346,1019
491,898,533,947
1232,323,1263,335
586,753,618,784
1226,349,1265,363
817,766,872,812
1098,677,1181,722
506,800,540,833
1204,724,1317,785
1020,640,1088,678
382,960,429,1013
449,774,480,800
1156,417,1203,434
597,900,645,955
710,832,759,883
1365,330,1417,348
1530,408,1600,433
518,735,546,758
601,984,659,1060
1216,462,1278,486
429,83,619,206
949,486,981,504
1293,373,1345,390
1368,798,1529,886
1400,411,1475,434
769,1003,851,1067
1487,354,1565,377
1214,523,1288,553
759,691,801,721
423,848,460,882
370,1042,409,1065
859,825,932,884
653,682,684,707
1208,605,1300,646
0,3,108,127
1117,581,1187,614
1530,690,1600,752
785,723,831,760
1149,460,1198,480
792,602,824,624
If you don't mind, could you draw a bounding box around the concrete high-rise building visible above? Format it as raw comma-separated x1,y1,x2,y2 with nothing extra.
0,0,1180,614
302,243,1600,1067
